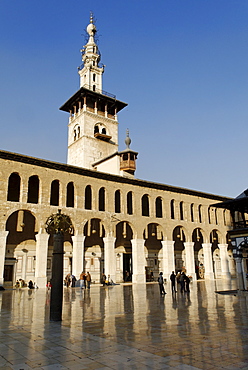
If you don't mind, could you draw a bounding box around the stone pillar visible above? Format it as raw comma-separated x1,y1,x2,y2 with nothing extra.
103,236,116,282
0,231,9,286
72,235,85,279
202,243,214,279
161,240,175,282
35,232,49,288
131,239,146,283
218,244,231,279
184,242,196,280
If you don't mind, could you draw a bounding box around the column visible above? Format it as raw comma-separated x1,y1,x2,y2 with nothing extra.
162,240,175,282
184,242,196,280
236,257,245,290
131,239,146,284
72,235,85,279
103,236,116,282
0,231,9,286
35,231,49,288
218,244,231,279
202,243,214,279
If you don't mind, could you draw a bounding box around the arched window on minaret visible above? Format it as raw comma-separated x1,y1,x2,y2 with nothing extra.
66,182,74,208
155,197,162,218
7,173,20,202
127,191,133,215
94,125,99,134
27,175,39,204
85,185,92,210
99,187,105,211
50,180,59,206
115,190,121,213
142,194,149,217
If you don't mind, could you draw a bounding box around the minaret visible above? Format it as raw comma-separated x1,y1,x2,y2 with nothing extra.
60,15,127,171
78,13,104,92
119,130,138,175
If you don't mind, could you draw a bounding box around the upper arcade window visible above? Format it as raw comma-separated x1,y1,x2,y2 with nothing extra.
27,175,39,204
142,194,149,217
94,123,111,141
7,173,20,202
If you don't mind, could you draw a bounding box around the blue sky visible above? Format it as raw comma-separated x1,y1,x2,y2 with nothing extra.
0,1,247,198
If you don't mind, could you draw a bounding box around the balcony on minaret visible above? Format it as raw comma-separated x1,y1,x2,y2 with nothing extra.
119,151,137,175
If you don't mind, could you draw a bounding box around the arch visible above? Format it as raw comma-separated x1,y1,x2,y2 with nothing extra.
155,197,162,218
99,187,105,211
144,223,163,281
66,182,74,208
94,124,99,134
115,221,134,282
127,191,133,215
173,225,186,273
170,199,175,219
50,180,59,206
27,175,39,204
192,228,205,279
141,194,149,217
7,172,20,202
85,185,92,210
115,190,121,213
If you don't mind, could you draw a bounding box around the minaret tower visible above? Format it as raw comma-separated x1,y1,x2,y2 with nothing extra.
60,15,138,177
78,13,104,92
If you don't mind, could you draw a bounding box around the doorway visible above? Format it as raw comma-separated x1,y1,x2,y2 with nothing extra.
123,253,132,281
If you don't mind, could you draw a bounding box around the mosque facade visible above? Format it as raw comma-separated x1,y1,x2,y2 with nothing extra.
0,16,236,288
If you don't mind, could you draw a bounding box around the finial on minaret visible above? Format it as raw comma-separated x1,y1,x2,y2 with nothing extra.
90,11,94,24
125,129,131,149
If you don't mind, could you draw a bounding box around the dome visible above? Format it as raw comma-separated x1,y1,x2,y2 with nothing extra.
87,22,96,36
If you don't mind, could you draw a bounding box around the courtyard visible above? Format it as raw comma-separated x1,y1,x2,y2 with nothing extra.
0,279,247,369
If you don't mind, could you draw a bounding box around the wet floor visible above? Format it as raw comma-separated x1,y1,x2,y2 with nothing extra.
0,279,247,369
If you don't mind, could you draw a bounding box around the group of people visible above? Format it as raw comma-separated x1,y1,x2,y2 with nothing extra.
15,279,38,289
101,273,114,286
158,271,191,295
64,274,77,288
79,272,91,289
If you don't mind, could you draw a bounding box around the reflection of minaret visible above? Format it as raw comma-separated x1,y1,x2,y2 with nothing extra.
119,130,138,176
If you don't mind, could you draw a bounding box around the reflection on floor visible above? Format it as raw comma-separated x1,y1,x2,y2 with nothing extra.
0,279,247,369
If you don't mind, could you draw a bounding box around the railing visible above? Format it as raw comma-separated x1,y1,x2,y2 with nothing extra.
81,84,116,99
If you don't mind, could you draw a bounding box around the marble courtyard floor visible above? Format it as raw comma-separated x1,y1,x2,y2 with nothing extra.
0,279,247,369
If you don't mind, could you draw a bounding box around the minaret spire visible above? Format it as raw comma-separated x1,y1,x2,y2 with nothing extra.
78,13,104,92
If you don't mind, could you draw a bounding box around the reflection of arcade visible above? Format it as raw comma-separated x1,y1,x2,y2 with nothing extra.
123,254,132,281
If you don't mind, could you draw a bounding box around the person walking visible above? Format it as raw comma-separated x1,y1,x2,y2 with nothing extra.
170,271,177,293
86,272,91,289
158,272,166,295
